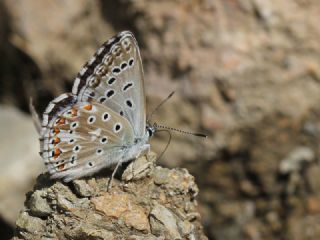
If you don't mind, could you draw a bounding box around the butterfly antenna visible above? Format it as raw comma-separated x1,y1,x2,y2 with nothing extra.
147,91,175,121
155,123,207,138
29,97,42,135
155,129,172,161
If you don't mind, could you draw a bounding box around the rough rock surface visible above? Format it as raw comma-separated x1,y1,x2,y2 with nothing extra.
13,153,207,240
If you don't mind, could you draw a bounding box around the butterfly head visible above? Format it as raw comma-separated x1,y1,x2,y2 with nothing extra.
146,122,157,138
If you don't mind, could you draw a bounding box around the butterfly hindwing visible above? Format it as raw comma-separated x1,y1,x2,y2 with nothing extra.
40,100,134,181
72,31,146,138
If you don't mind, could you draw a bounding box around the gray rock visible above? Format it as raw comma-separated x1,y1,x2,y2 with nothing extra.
122,153,156,181
28,190,52,217
73,179,94,197
13,153,208,239
15,212,45,234
150,204,181,240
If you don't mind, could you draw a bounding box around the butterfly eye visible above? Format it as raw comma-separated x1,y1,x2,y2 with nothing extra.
87,116,96,124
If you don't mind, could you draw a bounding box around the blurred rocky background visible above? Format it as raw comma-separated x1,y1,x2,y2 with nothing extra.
0,0,320,239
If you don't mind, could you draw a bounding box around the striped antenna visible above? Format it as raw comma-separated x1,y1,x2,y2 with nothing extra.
154,123,207,138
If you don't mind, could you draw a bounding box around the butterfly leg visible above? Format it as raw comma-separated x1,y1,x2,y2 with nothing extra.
107,158,123,191
145,144,151,155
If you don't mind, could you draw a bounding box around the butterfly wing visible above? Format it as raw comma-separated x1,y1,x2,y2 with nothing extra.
72,31,146,138
40,97,135,182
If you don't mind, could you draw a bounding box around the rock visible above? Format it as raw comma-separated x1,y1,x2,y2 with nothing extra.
150,204,181,239
92,192,150,232
12,153,207,239
73,179,94,197
153,167,170,185
27,190,52,217
15,212,45,235
122,153,156,181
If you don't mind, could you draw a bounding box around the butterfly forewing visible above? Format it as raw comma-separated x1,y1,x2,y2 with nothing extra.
72,31,146,138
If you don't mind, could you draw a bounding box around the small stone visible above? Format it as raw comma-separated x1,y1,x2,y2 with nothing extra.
77,225,115,240
56,194,74,211
177,219,194,237
92,193,150,232
153,167,170,185
123,208,150,232
16,212,45,233
122,152,156,181
73,179,94,197
92,193,130,218
150,204,181,239
28,190,52,217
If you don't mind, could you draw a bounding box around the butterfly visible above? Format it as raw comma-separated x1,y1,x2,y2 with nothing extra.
39,31,155,183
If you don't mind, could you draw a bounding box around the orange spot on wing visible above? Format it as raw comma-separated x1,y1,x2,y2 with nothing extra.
54,148,61,159
71,108,78,116
53,137,60,145
84,104,93,111
58,164,65,171
54,128,60,135
57,118,65,125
